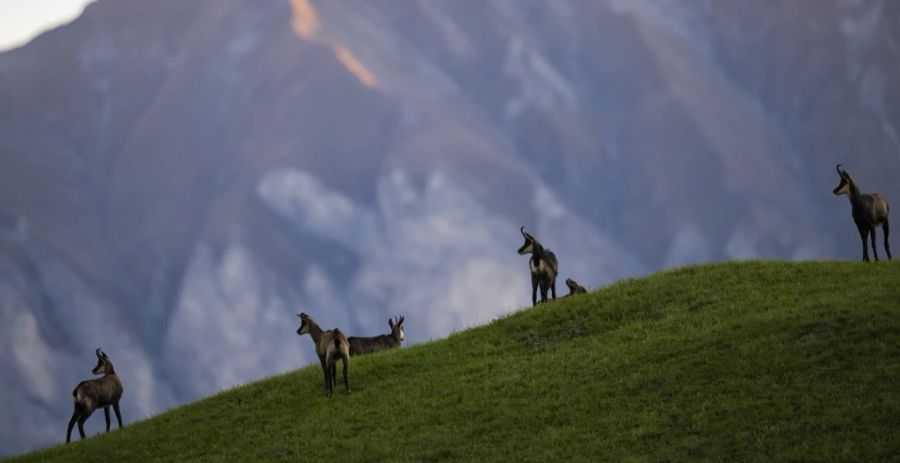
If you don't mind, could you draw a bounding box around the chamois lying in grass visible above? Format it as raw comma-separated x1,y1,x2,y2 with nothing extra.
565,278,587,296
296,313,351,396
518,226,559,306
66,348,124,443
348,316,405,356
833,164,891,261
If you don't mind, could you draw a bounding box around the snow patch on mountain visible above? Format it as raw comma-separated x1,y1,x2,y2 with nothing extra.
163,244,306,401
258,169,377,255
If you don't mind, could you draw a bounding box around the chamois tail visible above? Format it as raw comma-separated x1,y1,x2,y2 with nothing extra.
332,329,344,350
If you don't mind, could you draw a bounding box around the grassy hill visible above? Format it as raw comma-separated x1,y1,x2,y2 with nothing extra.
11,261,900,462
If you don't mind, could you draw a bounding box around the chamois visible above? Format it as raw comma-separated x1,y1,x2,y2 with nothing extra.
348,316,405,356
833,164,891,262
296,313,351,395
565,278,587,296
66,348,124,443
517,226,559,306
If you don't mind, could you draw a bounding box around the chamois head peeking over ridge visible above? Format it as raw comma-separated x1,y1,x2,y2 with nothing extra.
518,226,559,306
565,278,587,296
66,348,124,443
296,312,351,396
833,164,891,262
348,316,405,356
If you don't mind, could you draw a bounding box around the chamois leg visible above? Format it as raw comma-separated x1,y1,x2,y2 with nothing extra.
331,359,337,390
539,281,549,303
531,276,539,306
77,408,94,440
870,226,879,261
327,364,335,396
858,225,870,262
884,220,891,260
318,356,331,395
341,352,351,394
325,358,337,396
329,362,337,395
113,402,123,428
550,281,557,300
104,406,111,432
66,406,82,443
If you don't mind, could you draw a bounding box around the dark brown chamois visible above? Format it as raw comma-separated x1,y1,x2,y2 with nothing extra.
296,313,351,395
66,348,124,443
348,316,405,356
517,226,559,306
833,164,891,262
565,278,587,296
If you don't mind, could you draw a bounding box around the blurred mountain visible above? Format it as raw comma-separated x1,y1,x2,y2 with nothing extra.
1,0,898,455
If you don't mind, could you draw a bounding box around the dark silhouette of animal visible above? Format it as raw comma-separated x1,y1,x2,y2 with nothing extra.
348,316,405,356
833,164,891,261
565,278,587,296
296,313,351,395
66,348,124,443
517,226,559,306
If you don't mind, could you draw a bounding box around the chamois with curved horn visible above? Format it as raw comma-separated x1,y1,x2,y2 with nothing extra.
66,348,124,443
565,278,587,296
348,316,405,356
833,164,891,262
517,226,559,306
296,313,351,395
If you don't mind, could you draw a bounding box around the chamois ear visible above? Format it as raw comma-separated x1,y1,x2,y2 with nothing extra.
388,318,394,328
398,316,404,326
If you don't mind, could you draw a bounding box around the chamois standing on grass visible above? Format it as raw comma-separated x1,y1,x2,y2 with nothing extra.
565,278,587,296
518,227,559,306
833,164,891,262
348,316,405,356
66,348,124,443
296,313,351,396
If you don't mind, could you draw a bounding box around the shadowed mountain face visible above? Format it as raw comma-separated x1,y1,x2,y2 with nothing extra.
1,0,898,455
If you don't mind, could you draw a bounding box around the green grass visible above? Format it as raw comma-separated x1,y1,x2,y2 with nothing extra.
11,261,900,462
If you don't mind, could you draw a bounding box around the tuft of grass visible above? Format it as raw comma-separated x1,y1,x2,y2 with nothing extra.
11,261,900,462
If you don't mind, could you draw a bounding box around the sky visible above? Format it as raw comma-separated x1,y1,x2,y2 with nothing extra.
0,0,95,51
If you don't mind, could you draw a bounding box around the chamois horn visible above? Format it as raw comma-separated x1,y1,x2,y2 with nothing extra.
521,226,534,240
